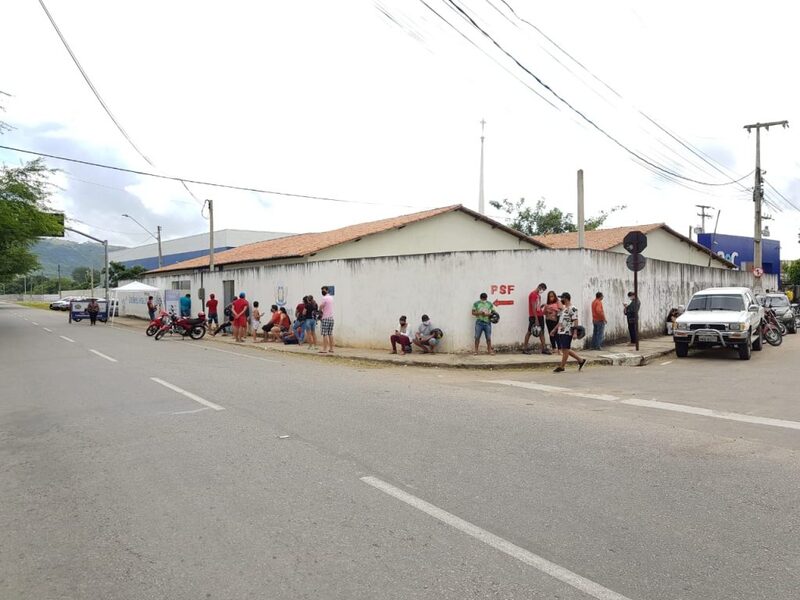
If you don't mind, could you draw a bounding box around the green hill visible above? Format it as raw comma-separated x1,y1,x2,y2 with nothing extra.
32,239,127,276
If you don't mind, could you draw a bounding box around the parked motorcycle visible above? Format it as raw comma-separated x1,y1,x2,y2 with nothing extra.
792,303,800,331
764,307,786,339
154,311,207,341
146,310,169,336
761,311,782,347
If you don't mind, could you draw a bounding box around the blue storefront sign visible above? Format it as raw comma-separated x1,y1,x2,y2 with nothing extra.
697,233,781,284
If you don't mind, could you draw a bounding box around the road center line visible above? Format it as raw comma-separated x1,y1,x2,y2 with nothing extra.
488,380,800,431
31,321,39,325
150,377,225,411
59,335,75,343
89,349,118,363
42,327,53,332
620,398,800,431
360,476,633,600
198,345,280,363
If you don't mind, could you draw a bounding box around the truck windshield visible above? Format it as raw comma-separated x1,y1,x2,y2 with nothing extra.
687,294,745,311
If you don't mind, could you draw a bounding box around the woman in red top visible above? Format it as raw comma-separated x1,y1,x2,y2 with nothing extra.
232,292,249,342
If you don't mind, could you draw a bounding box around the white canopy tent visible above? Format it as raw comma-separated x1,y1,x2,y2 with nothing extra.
111,281,162,322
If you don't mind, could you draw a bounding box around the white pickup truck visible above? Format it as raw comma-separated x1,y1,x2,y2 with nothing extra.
673,287,763,360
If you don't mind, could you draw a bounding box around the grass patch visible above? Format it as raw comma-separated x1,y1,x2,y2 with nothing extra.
17,301,51,310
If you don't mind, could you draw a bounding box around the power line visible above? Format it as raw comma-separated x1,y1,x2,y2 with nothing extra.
764,179,800,212
0,144,420,208
434,0,748,187
37,0,202,205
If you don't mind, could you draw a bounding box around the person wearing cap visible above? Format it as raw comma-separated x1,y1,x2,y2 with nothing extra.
590,291,607,350
472,292,495,355
389,315,413,354
551,292,586,372
231,291,249,342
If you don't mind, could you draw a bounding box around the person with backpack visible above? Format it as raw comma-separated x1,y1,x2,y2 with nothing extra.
303,294,319,350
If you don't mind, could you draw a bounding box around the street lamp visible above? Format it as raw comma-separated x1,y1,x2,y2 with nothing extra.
122,213,163,268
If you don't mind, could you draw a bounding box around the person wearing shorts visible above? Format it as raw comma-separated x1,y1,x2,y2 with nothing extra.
523,283,550,355
205,293,219,330
472,292,495,355
551,292,586,373
318,286,335,353
231,292,249,343
251,301,262,342
302,295,318,349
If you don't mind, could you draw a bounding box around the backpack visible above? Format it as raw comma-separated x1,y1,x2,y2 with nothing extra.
431,328,444,339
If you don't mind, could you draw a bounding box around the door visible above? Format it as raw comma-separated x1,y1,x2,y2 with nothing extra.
223,280,235,308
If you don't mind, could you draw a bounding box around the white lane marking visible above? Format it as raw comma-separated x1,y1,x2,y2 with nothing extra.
43,327,53,332
89,349,118,363
59,335,75,343
150,377,225,411
660,360,674,366
361,476,633,600
488,380,800,432
31,321,39,325
489,380,619,402
620,398,800,431
171,407,211,415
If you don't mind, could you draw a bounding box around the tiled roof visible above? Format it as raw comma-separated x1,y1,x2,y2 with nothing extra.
535,223,736,268
148,204,544,273
534,223,665,250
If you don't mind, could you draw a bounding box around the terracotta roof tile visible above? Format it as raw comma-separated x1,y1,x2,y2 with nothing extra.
534,223,664,250
148,204,544,274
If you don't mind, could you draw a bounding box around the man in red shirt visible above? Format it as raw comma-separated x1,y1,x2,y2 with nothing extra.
591,291,607,350
231,292,249,342
205,293,219,331
523,282,550,354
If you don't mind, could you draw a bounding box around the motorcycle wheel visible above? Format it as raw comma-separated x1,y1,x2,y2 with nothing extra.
776,321,787,336
189,326,206,340
764,326,782,347
154,328,167,341
146,324,159,336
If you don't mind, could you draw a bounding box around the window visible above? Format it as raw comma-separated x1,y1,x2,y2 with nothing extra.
171,280,191,290
687,294,745,312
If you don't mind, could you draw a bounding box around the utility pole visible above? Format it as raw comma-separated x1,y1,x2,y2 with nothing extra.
695,205,713,235
743,120,788,288
577,169,585,249
65,227,109,304
156,225,163,268
478,119,486,215
207,199,215,270
57,264,61,298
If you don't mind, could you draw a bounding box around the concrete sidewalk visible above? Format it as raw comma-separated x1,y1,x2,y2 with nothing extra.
110,314,675,370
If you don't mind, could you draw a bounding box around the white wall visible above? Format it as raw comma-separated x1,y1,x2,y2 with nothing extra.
314,210,537,261
608,228,727,269
143,249,776,352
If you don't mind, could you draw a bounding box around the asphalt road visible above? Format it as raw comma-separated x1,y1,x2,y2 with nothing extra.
2,303,799,599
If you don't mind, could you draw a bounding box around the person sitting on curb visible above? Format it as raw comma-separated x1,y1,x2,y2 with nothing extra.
551,292,587,373
261,305,281,341
412,314,440,354
390,315,413,354
472,292,495,355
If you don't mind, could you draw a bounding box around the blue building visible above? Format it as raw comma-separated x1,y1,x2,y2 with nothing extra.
697,233,781,283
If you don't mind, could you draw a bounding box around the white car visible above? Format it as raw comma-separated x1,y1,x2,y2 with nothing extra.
49,296,85,310
673,287,763,360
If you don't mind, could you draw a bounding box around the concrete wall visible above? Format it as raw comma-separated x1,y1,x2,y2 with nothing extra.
313,210,538,261
143,249,776,352
608,228,728,269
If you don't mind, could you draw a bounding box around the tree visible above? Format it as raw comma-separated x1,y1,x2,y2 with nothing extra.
71,266,101,288
785,259,800,286
0,159,62,283
489,197,625,237
102,261,148,287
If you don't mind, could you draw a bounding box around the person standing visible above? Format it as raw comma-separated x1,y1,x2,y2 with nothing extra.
87,298,100,326
624,291,640,346
179,293,191,317
205,293,219,331
590,292,607,350
472,292,495,355
303,295,318,350
551,292,586,373
543,291,562,352
318,286,335,353
232,292,249,342
251,301,262,342
147,296,157,321
523,282,550,355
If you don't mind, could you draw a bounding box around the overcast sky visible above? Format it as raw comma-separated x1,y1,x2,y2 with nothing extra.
2,0,799,258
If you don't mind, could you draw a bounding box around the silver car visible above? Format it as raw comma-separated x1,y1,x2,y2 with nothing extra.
758,293,796,334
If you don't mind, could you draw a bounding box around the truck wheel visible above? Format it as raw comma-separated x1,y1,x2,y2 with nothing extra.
752,329,763,351
738,337,752,360
675,342,688,358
